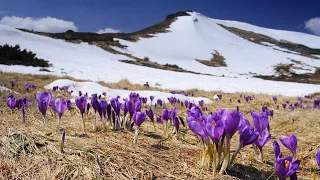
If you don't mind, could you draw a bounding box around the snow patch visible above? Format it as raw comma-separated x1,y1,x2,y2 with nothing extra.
0,86,12,93
45,79,211,104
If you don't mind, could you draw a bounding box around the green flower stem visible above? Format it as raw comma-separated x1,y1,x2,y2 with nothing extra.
43,116,47,128
219,135,230,174
93,112,97,131
133,126,139,145
229,143,243,170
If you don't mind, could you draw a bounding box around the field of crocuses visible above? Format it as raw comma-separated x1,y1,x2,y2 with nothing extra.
1,72,320,180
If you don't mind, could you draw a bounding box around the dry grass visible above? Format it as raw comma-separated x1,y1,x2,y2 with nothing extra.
196,51,227,67
0,72,320,179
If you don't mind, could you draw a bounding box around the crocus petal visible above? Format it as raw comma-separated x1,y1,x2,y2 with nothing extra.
279,134,298,155
134,112,146,127
316,149,320,167
146,108,154,122
255,130,271,149
223,110,241,137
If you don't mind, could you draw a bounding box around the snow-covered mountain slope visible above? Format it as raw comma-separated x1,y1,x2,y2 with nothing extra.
213,18,320,49
1,12,320,96
116,11,320,77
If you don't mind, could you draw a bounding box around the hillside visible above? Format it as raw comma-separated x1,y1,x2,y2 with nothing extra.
1,11,320,96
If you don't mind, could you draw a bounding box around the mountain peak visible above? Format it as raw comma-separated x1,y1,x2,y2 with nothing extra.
165,10,193,20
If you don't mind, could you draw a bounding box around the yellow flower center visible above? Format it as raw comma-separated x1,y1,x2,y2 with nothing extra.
285,160,290,169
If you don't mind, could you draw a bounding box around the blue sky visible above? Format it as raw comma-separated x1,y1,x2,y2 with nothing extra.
0,0,319,35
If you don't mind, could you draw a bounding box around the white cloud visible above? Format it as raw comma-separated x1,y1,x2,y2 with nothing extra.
305,17,320,35
0,16,77,33
96,28,120,34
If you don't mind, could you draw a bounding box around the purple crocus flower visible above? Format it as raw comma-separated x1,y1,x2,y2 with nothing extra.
134,100,142,111
251,111,269,134
144,82,150,88
146,108,154,122
66,100,71,112
187,116,208,140
273,140,281,158
223,110,241,137
110,97,121,116
237,99,241,103
282,104,287,109
125,99,135,120
54,98,67,118
19,97,31,108
86,103,90,114
269,110,274,118
99,99,107,131
169,107,178,120
184,100,189,107
129,92,139,100
156,116,164,123
6,95,17,110
53,86,58,91
204,114,224,143
75,96,87,132
53,98,67,128
262,105,268,112
279,134,298,155
91,94,98,109
133,111,146,127
102,92,107,96
168,97,177,104
15,97,30,123
239,125,259,147
255,130,271,150
199,100,204,107
274,153,300,180
187,106,203,119
141,97,147,104
172,116,179,133
157,99,163,106
11,81,15,88
133,111,146,144
150,96,154,103
238,118,251,132
79,91,82,97
99,99,107,119
75,96,87,115
36,92,52,127
272,96,277,104
316,149,320,167
161,109,170,121
245,96,252,103
106,103,111,120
